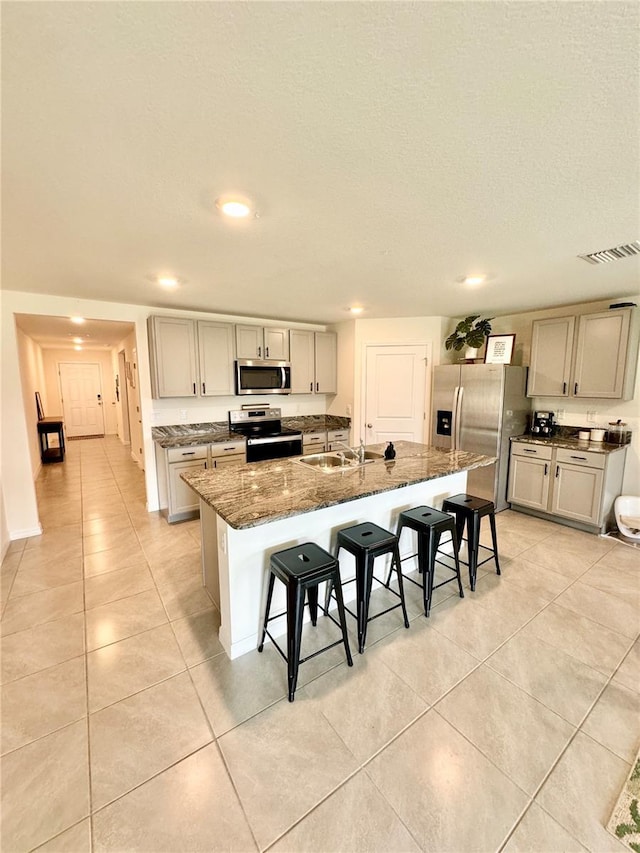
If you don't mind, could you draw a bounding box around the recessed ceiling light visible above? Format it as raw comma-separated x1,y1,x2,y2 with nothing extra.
74,345,83,351
216,196,254,219
158,276,179,288
72,337,83,344
462,275,486,286
349,306,364,314
70,316,85,324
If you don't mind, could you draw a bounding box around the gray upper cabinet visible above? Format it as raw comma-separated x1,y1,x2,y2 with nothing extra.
314,331,337,394
527,307,637,400
526,316,574,397
149,315,235,398
572,310,631,398
148,316,198,398
235,325,290,360
289,329,315,393
198,321,235,396
290,330,337,394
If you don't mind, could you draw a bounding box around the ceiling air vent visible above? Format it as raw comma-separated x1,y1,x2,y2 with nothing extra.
578,241,640,265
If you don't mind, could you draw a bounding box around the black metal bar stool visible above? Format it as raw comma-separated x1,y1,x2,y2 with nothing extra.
258,542,353,702
441,494,501,591
389,506,464,616
326,522,410,654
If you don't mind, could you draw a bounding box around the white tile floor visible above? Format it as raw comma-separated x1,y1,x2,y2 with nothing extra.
1,436,638,852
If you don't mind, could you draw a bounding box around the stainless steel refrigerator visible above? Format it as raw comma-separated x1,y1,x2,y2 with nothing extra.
431,364,530,511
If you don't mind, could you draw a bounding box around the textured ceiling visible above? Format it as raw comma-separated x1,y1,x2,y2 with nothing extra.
2,2,639,325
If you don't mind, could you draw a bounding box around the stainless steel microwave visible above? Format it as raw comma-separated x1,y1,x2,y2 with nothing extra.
235,359,291,395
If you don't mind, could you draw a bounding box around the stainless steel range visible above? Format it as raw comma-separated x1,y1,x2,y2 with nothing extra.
229,407,303,463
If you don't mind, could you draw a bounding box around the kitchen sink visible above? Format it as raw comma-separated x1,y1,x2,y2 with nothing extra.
294,450,383,473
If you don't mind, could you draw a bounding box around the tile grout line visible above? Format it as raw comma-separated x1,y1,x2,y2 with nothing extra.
263,533,636,851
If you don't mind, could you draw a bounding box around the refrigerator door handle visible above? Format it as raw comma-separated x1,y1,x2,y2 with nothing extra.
454,385,463,450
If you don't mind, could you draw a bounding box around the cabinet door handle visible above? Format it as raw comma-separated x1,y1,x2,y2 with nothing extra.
193,382,196,395
563,382,567,394
523,449,537,454
182,451,196,456
570,455,587,461
202,383,206,394
316,382,319,392
574,383,578,394
555,465,560,478
544,463,548,475
310,382,313,392
258,346,262,358
265,347,269,358
223,447,236,451
204,461,208,469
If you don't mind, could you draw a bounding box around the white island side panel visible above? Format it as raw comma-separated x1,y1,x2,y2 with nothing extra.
203,470,467,659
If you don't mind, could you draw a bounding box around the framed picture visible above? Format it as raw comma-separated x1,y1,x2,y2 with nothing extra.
35,391,44,420
484,334,516,365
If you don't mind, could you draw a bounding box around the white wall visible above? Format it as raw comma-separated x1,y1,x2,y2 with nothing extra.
42,348,119,436
328,321,355,420
0,486,9,561
15,327,47,482
1,306,42,540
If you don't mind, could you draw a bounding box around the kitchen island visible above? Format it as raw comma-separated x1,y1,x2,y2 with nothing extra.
182,441,495,659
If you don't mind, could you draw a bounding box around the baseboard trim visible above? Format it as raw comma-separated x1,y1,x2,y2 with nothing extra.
11,524,43,541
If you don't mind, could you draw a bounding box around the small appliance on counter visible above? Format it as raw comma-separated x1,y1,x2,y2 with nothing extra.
531,411,555,437
606,420,631,444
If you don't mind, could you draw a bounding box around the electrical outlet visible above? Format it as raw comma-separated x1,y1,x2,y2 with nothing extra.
346,404,352,416
179,409,188,421
586,410,597,423
556,408,564,421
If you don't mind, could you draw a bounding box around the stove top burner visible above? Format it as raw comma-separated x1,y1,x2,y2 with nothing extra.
228,407,301,440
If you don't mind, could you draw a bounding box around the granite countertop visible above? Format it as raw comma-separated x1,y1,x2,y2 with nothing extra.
152,415,351,449
181,440,495,530
511,434,628,454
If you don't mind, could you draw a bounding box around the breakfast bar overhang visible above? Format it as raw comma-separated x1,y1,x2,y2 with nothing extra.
182,441,495,659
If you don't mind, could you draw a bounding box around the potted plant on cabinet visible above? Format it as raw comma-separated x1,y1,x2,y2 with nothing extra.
445,315,493,360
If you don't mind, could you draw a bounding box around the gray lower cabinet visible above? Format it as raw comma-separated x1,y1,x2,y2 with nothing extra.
507,444,552,511
156,440,246,523
302,432,327,454
209,440,245,469
327,428,350,450
165,445,209,523
508,441,626,532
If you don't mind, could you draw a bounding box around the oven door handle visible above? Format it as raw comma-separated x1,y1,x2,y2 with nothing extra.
247,434,302,446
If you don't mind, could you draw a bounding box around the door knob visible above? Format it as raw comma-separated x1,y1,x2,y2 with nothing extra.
366,423,372,428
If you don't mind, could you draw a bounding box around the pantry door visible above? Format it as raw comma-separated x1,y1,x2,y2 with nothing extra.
364,344,430,444
59,363,105,437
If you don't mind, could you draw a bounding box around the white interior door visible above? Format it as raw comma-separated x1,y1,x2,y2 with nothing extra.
59,363,104,437
364,344,429,444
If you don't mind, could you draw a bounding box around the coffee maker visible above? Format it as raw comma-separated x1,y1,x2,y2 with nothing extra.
531,411,555,437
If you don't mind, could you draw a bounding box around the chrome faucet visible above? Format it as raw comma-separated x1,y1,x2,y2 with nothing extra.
334,441,359,462
358,438,366,464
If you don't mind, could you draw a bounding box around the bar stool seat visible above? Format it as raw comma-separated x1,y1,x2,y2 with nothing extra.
392,506,464,616
441,494,501,591
326,521,410,654
258,542,353,701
